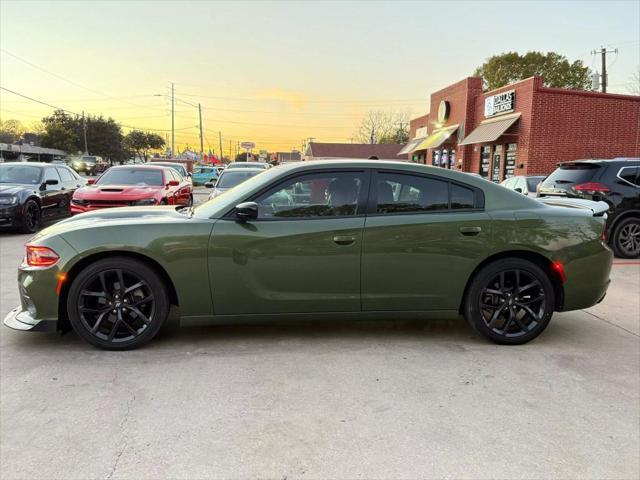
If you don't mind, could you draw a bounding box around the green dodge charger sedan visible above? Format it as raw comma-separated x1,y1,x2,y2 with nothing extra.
4,160,612,350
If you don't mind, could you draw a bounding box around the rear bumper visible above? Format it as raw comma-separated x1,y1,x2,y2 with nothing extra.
3,305,56,332
561,245,613,311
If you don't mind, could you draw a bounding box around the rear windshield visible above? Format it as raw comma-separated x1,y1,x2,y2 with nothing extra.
97,169,164,186
542,164,600,186
217,170,261,188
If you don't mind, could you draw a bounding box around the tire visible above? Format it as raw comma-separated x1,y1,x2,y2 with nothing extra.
611,217,640,259
67,257,170,350
463,258,555,345
19,199,41,234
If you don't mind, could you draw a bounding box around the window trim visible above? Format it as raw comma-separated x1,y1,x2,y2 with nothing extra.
366,169,485,217
616,166,640,188
223,168,372,221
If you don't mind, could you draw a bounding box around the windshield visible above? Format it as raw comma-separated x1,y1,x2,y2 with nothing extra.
97,168,164,186
0,164,42,184
216,170,261,188
195,167,215,174
157,164,186,176
542,164,600,186
81,156,97,163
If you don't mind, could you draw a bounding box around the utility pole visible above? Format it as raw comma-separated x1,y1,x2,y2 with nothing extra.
591,46,618,93
198,103,204,159
82,111,88,154
218,131,223,163
229,139,232,162
171,82,175,157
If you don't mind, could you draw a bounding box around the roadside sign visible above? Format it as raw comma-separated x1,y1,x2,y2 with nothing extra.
241,141,255,150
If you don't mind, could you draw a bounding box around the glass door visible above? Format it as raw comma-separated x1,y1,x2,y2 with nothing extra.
491,145,502,183
480,146,490,178
504,143,517,179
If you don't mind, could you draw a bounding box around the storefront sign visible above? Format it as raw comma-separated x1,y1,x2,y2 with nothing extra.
484,90,515,117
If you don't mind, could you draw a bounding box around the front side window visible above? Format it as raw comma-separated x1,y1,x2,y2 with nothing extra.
255,171,365,218
43,167,61,184
375,172,449,214
56,167,75,182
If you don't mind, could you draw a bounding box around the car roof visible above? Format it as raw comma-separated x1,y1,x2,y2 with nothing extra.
109,164,166,170
152,162,184,167
558,158,640,166
0,162,55,168
221,167,264,173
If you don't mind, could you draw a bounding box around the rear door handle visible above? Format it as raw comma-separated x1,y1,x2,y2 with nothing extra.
459,226,482,236
333,235,356,245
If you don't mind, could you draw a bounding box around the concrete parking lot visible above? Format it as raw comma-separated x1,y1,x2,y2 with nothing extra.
1,225,638,479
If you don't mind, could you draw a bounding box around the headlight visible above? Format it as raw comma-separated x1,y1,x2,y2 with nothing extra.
0,196,18,205
71,198,88,205
130,198,157,206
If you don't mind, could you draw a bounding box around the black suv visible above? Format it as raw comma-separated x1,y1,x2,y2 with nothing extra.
539,158,640,258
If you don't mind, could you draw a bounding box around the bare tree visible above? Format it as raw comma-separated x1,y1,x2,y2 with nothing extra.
355,110,412,144
627,67,640,96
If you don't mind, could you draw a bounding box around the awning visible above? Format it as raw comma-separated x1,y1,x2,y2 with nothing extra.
397,137,426,155
459,113,521,146
413,124,459,151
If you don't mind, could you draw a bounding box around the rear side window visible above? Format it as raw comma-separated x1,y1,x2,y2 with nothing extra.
451,184,475,209
618,166,639,187
542,164,600,186
375,173,449,213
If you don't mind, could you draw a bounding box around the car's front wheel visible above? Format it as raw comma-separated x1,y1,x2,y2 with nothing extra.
19,199,41,233
464,259,555,345
67,257,169,350
611,217,640,259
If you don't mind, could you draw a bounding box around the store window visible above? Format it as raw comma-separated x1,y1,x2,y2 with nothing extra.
480,146,490,178
504,143,517,179
491,145,502,183
432,150,440,167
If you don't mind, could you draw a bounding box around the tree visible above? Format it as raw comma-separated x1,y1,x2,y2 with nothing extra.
627,67,640,96
0,119,26,144
355,110,411,144
474,51,591,91
123,130,165,162
40,122,78,153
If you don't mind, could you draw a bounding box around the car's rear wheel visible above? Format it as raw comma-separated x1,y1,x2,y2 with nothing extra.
19,199,41,233
611,217,640,259
67,257,169,350
464,259,555,345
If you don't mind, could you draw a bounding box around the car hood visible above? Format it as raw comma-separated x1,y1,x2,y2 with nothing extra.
74,184,163,200
0,183,37,195
32,205,190,241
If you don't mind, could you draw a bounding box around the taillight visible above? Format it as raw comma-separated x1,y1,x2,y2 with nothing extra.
26,245,60,267
572,182,610,195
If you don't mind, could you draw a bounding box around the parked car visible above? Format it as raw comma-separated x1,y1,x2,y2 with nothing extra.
4,160,612,350
70,155,104,176
538,158,640,258
0,162,85,233
151,161,190,180
206,168,264,199
192,165,220,186
226,161,270,170
94,158,110,174
71,165,193,214
501,175,545,196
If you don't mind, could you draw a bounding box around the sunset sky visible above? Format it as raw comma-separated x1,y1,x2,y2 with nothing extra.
1,0,638,156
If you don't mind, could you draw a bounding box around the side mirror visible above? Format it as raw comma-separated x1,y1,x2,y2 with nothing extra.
514,187,523,194
167,180,180,187
235,201,258,221
87,178,96,185
46,179,59,185
204,182,215,189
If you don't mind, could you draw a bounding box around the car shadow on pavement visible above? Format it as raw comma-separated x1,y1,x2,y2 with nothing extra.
3,316,583,353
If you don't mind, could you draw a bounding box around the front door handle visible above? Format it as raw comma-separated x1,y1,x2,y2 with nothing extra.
333,235,356,245
459,226,482,236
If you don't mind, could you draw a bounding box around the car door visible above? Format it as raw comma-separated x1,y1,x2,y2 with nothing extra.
40,167,65,218
209,169,370,314
55,166,80,214
362,170,492,312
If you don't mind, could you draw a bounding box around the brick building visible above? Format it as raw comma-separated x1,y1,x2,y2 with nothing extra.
401,76,640,182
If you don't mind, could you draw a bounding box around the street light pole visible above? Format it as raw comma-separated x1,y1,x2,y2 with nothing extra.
171,82,175,158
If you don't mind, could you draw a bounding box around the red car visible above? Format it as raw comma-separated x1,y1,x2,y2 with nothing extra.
71,165,193,214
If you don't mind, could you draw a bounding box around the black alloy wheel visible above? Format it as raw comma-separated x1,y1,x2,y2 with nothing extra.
20,199,41,233
612,218,640,259
464,259,555,345
67,257,169,350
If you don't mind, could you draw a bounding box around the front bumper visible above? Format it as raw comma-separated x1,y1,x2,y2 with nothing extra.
0,204,22,228
3,305,56,332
